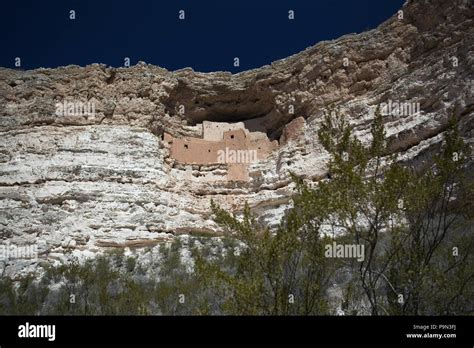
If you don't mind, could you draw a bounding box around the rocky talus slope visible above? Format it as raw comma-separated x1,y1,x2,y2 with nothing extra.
0,0,472,276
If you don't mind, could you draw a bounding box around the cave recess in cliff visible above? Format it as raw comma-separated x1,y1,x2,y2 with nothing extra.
162,80,297,140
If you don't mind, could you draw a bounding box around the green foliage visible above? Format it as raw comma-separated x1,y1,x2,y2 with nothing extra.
314,110,474,315
0,239,204,315
1,110,472,316
198,109,473,316
201,193,338,315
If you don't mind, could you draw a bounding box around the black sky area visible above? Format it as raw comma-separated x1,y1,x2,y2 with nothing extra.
1,0,405,73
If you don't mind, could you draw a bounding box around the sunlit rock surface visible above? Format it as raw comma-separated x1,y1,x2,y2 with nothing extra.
0,0,472,276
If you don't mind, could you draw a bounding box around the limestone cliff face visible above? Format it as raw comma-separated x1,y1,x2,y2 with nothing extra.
0,0,473,276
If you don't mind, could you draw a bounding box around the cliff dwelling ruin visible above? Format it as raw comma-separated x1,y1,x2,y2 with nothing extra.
164,121,279,181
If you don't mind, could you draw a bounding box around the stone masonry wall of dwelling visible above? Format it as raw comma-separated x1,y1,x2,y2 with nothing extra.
202,121,247,141
164,121,279,181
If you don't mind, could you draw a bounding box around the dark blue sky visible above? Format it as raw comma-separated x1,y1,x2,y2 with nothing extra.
1,0,405,72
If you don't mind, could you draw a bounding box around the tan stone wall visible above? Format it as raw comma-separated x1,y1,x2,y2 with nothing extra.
165,122,278,181
202,121,247,141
